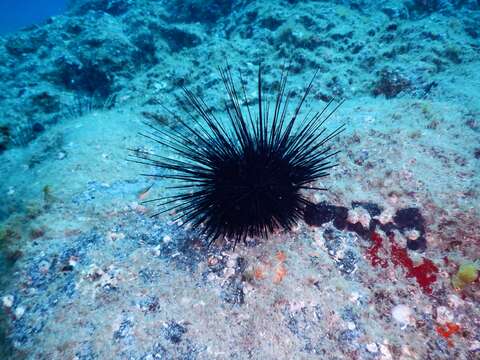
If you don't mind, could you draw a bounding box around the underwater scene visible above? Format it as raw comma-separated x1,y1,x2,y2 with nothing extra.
0,0,479,359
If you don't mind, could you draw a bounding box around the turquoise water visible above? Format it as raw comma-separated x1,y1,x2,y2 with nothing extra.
0,1,479,359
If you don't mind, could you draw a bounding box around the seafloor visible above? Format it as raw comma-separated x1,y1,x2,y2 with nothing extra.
0,0,479,359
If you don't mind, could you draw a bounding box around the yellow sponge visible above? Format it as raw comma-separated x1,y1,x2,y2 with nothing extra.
452,262,479,289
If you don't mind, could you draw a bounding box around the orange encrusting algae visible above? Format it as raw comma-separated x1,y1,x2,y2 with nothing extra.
273,250,288,283
253,250,288,283
276,251,287,263
273,264,287,283
436,322,461,347
254,267,265,280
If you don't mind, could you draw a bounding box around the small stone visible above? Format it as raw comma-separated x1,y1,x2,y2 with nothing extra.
405,229,420,240
401,345,416,359
223,267,235,279
61,265,74,272
349,292,360,303
436,306,454,325
2,295,14,308
38,259,51,273
379,343,393,360
347,209,359,224
469,340,480,351
107,231,126,241
392,304,414,327
226,255,237,268
207,256,219,267
85,265,104,281
347,321,356,330
394,232,407,247
152,245,161,256
358,209,371,229
366,343,378,353
447,294,463,308
377,207,395,225
14,306,25,319
68,256,78,267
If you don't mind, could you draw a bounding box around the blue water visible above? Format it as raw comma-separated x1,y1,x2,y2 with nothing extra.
0,0,67,34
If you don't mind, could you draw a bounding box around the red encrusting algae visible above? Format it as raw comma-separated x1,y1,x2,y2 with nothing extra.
366,231,439,294
389,233,439,294
366,232,388,268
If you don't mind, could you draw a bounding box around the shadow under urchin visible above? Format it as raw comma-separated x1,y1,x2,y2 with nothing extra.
129,64,345,248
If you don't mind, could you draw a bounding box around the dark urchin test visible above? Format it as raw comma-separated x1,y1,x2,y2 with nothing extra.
129,64,345,249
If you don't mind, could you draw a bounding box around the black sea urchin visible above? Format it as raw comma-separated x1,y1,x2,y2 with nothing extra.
130,65,344,247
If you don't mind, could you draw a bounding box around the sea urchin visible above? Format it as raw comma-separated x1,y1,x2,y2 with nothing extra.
130,64,345,247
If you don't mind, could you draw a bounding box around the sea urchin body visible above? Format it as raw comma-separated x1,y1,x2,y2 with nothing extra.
130,65,345,247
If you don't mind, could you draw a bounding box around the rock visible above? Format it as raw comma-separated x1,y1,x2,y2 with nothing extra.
381,0,408,20
70,0,132,16
162,321,187,344
160,25,202,52
221,277,245,305
132,32,157,65
61,265,74,272
386,23,398,32
113,318,133,342
322,228,360,275
166,0,234,23
464,24,479,39
32,122,45,133
259,16,284,31
393,207,425,234
141,343,168,360
405,0,443,15
6,250,23,264
30,91,61,114
54,56,113,97
4,29,47,56
406,236,426,251
372,68,411,98
351,202,383,217
304,202,349,229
